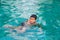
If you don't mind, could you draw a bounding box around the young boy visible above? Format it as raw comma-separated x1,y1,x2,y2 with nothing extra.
16,14,41,32
6,14,41,33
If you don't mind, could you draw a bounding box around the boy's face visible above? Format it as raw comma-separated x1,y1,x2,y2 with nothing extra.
29,17,36,24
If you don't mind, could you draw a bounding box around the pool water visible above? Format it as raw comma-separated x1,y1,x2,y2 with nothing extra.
0,0,60,40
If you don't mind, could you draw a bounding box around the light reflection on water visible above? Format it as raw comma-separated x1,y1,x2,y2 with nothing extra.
0,0,60,40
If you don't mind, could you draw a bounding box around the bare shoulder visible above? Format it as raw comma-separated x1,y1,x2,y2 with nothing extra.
33,23,41,28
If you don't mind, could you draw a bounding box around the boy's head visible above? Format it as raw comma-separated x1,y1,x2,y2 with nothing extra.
29,14,37,24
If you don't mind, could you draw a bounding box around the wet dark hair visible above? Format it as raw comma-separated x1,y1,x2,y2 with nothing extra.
30,14,37,20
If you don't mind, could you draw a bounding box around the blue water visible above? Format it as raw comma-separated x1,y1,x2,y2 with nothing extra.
0,0,60,40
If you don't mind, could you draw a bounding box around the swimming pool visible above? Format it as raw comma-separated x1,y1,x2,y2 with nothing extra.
0,0,60,40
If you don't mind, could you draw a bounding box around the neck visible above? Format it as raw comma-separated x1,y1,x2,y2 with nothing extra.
27,20,36,25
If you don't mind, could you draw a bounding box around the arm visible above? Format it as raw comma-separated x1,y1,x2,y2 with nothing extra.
6,22,25,29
